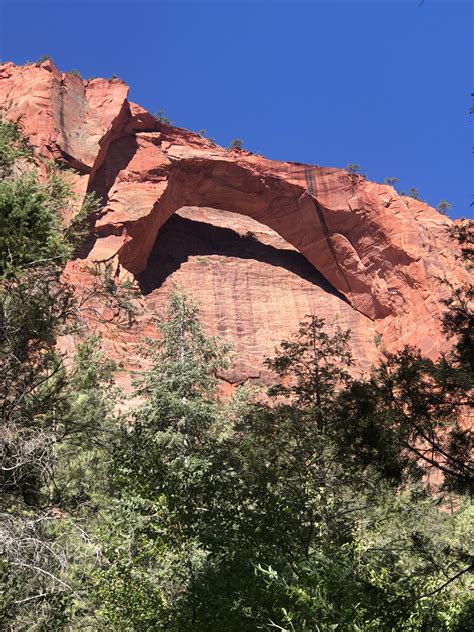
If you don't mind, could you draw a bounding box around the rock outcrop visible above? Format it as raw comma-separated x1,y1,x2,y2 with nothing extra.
1,60,470,382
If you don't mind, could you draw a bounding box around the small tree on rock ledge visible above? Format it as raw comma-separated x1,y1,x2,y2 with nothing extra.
228,138,244,151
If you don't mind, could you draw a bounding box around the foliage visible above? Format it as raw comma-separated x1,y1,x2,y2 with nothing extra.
228,138,244,150
400,186,420,200
0,171,73,275
331,232,473,497
1,117,471,630
265,315,353,429
83,261,139,328
384,176,400,186
0,117,34,178
449,220,473,266
440,226,473,372
441,283,474,373
0,272,118,627
154,110,173,125
69,69,82,79
346,163,364,175
0,120,120,628
96,299,472,630
333,346,473,496
0,121,78,276
437,199,453,215
95,290,231,628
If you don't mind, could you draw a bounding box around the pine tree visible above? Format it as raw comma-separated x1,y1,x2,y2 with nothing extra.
96,290,232,628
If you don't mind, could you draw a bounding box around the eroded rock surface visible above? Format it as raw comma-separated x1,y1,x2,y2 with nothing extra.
1,60,470,382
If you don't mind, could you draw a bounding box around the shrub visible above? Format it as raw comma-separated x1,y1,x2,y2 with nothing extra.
154,110,172,125
0,117,33,177
0,171,74,276
346,163,365,175
228,138,244,150
437,199,452,215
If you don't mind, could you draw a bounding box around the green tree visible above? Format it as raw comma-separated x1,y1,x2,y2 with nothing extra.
0,270,118,628
334,346,473,496
437,199,453,215
449,220,473,266
265,315,353,430
0,117,119,629
346,163,364,175
154,109,173,125
1,109,470,631
0,117,33,178
97,306,472,630
0,171,74,275
399,187,420,199
36,54,51,64
96,290,232,628
228,138,244,150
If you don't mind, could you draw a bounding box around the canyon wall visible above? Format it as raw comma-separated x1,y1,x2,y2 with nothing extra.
1,59,470,383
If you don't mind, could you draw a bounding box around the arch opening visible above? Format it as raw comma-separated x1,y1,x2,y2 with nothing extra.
116,158,384,319
137,206,349,305
136,205,377,383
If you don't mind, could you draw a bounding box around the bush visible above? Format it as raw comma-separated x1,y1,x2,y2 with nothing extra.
0,118,33,178
437,199,452,215
401,187,420,200
228,138,244,150
154,110,173,125
346,163,363,174
0,172,73,276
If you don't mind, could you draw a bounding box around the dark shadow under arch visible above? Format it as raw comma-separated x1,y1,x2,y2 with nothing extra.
137,212,350,305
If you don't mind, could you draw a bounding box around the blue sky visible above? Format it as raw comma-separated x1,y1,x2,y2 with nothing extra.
1,0,472,218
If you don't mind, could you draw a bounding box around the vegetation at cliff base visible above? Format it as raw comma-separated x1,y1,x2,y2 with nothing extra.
0,118,472,630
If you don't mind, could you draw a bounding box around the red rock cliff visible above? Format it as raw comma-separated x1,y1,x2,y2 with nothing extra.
0,60,469,382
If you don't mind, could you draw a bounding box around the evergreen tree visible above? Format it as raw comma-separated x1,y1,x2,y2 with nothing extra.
97,307,472,630
264,315,353,429
96,290,232,628
0,117,118,629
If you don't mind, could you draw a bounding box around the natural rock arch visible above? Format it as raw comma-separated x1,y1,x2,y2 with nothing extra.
2,60,467,357
107,152,394,321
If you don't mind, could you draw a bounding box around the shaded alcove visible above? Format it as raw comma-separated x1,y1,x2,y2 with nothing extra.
117,157,386,320
135,207,376,383
137,208,349,306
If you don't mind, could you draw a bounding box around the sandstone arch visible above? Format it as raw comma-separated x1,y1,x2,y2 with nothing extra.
89,122,462,357
1,60,468,358
96,144,397,321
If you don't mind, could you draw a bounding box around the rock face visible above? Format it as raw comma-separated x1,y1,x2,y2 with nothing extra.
141,206,379,382
0,60,470,382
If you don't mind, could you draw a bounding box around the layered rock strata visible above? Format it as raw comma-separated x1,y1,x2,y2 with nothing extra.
1,59,470,382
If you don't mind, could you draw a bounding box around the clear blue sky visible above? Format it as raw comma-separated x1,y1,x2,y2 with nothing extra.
1,0,472,218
